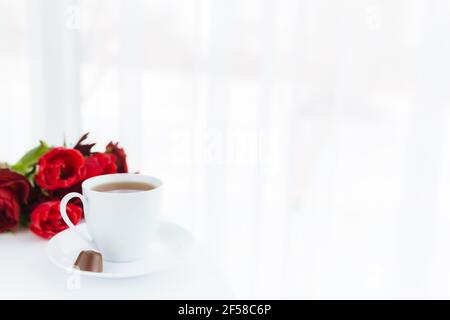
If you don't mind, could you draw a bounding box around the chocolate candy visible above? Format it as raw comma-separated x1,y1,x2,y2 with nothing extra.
73,250,103,273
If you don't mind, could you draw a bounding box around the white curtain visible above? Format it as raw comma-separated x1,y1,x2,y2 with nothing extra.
2,0,450,298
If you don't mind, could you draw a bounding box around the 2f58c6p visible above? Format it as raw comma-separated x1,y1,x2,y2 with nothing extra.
222,305,271,316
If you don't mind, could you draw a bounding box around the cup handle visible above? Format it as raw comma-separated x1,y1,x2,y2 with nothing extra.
60,192,93,244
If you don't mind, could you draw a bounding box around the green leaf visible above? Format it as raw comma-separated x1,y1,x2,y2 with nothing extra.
24,165,37,187
11,141,50,175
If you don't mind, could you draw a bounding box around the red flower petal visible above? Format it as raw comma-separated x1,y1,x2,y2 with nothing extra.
35,148,86,191
30,200,83,239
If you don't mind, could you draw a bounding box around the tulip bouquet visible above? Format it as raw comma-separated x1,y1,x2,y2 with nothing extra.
0,133,128,239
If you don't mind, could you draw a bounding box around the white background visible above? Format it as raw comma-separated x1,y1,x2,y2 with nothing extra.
2,0,450,299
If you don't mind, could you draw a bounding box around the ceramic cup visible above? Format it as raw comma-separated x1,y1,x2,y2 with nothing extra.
60,173,163,262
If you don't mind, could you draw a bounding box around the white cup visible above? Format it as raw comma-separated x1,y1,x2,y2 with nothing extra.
60,173,163,262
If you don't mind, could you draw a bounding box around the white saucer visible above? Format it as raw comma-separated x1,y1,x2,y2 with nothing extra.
47,220,194,279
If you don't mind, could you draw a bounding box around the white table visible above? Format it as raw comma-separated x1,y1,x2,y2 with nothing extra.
0,228,232,299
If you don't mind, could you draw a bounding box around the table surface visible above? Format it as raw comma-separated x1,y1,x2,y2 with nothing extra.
0,226,232,299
